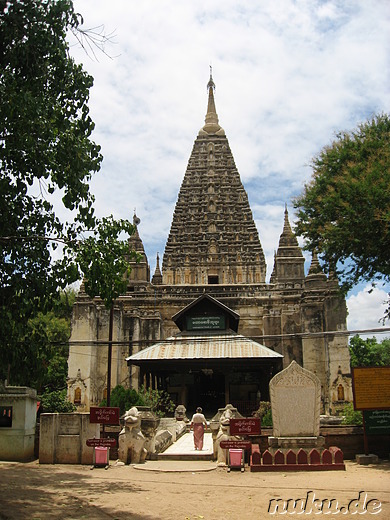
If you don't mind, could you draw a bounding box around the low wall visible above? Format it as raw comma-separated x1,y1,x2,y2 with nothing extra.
321,425,389,459
39,413,99,464
254,426,389,460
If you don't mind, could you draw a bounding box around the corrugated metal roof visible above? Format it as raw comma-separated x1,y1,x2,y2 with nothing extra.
126,334,283,362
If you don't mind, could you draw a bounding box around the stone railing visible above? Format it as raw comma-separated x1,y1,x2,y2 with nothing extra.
250,446,345,472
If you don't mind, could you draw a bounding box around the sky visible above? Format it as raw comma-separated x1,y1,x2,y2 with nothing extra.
68,0,389,337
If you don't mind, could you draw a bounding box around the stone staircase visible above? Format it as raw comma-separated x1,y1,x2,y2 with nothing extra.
157,432,214,461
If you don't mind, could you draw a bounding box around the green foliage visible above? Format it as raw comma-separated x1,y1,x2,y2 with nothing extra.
349,335,390,367
100,385,144,415
341,402,363,426
71,216,139,406
261,408,273,427
51,289,77,319
73,216,139,309
293,114,390,318
253,401,273,427
25,311,70,391
138,386,176,418
39,389,76,414
101,385,176,418
0,0,102,382
3,289,75,390
0,1,137,390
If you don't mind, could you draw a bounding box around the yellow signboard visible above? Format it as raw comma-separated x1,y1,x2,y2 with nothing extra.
352,367,390,411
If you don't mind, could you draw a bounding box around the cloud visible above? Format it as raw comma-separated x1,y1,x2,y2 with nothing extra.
68,0,390,330
347,286,389,337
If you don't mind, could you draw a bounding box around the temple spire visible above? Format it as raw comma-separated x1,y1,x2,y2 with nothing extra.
126,216,150,284
207,65,215,90
152,252,163,285
163,73,265,285
305,250,327,287
280,205,298,246
283,204,292,233
271,205,305,282
199,69,225,136
206,67,216,116
308,250,322,276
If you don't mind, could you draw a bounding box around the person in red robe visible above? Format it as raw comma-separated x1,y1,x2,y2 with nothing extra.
190,407,208,450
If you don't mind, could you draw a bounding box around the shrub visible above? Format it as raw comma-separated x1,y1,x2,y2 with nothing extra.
138,386,175,418
253,401,273,427
341,403,363,426
100,385,144,415
101,385,175,417
39,389,76,413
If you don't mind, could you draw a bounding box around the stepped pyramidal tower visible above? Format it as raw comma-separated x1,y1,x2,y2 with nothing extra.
163,73,266,286
68,73,352,416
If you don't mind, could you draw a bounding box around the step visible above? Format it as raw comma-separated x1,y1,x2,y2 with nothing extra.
157,432,214,461
157,452,213,461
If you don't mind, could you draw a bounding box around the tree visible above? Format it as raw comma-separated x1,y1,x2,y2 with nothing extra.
23,307,70,391
349,335,390,367
72,215,140,405
4,289,75,391
0,0,102,382
293,114,390,318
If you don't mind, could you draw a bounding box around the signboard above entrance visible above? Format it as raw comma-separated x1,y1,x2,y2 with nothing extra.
187,316,225,331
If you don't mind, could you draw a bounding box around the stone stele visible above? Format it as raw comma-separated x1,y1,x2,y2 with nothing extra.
269,361,324,449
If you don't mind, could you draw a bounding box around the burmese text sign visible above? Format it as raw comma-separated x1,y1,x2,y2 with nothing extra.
229,418,261,435
363,410,390,435
90,406,120,425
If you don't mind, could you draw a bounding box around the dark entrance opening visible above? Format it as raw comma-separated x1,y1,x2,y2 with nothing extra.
187,369,225,416
208,275,219,284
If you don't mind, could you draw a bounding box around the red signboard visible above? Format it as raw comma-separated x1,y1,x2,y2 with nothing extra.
86,437,117,448
229,418,261,435
220,440,252,450
90,406,120,425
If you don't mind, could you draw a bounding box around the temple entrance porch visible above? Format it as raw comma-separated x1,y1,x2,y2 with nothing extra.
138,360,280,417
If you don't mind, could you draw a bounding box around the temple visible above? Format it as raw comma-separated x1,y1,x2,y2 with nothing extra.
67,73,352,416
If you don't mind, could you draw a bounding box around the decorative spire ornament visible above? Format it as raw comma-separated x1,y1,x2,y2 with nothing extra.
199,68,225,136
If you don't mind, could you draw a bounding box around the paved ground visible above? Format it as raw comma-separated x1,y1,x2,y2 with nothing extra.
1,432,389,519
1,456,389,519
